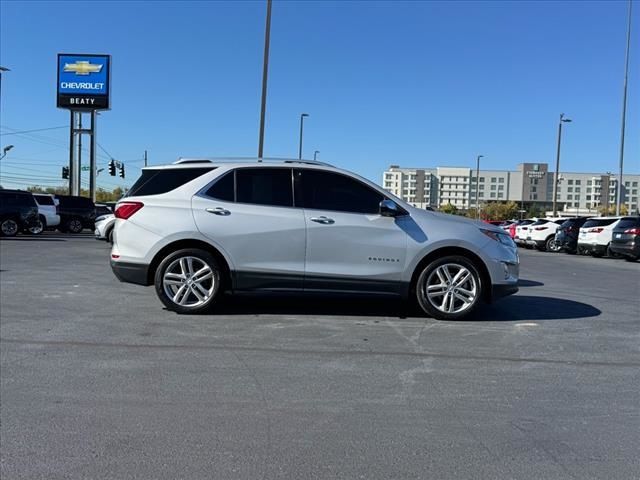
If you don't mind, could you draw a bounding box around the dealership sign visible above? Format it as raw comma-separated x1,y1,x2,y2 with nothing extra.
57,54,111,110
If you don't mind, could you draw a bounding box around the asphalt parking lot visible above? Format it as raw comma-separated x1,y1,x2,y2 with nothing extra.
1,234,639,479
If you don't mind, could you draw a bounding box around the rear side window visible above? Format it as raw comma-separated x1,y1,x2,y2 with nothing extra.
0,192,36,207
296,169,383,214
236,168,293,207
583,218,617,228
616,217,640,229
205,171,234,202
34,195,55,206
57,196,94,208
126,168,215,197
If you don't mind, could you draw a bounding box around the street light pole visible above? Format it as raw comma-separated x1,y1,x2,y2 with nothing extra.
617,0,633,216
257,0,272,161
552,113,572,217
0,66,9,114
475,154,483,219
0,145,14,161
313,150,319,161
298,113,309,159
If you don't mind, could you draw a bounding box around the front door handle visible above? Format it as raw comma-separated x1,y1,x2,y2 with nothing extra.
206,207,231,216
310,216,335,225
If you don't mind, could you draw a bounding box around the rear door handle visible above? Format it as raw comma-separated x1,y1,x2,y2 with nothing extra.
310,216,335,225
206,207,231,216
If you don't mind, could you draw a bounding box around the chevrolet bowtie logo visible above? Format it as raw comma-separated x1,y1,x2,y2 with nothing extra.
63,61,103,75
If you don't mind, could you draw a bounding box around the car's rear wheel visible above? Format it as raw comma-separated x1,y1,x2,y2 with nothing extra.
546,236,560,252
0,218,19,237
28,216,45,235
66,217,83,234
416,256,482,320
154,248,221,314
107,228,114,244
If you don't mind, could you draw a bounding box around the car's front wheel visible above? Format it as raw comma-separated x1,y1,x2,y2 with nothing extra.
0,218,19,237
154,248,221,314
28,216,45,235
416,256,483,320
546,236,561,252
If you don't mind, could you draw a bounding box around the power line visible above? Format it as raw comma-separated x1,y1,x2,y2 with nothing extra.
0,125,69,136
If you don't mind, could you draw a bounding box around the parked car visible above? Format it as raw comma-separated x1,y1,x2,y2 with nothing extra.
55,195,96,233
110,159,519,320
0,189,39,237
607,216,639,262
554,217,590,254
95,203,113,218
524,218,567,252
514,219,535,246
95,213,116,243
30,193,61,234
577,217,622,257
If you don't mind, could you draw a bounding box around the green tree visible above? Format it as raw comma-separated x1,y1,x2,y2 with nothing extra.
439,203,458,215
482,201,519,221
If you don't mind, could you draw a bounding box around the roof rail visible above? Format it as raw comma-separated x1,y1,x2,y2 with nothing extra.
173,158,214,164
282,159,334,167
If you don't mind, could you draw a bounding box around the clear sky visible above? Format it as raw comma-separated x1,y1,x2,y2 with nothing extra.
0,0,638,191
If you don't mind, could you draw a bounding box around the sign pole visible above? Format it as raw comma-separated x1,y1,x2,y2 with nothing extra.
68,111,75,195
76,112,83,196
89,111,97,201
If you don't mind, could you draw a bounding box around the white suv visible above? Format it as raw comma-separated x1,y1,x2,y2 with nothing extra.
31,193,60,234
524,218,568,252
578,217,623,257
111,159,519,320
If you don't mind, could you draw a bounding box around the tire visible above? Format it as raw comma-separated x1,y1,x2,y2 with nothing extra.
107,228,114,244
66,217,83,234
415,255,483,320
545,236,560,253
154,248,221,314
0,218,19,237
624,256,639,262
606,245,620,259
27,216,45,235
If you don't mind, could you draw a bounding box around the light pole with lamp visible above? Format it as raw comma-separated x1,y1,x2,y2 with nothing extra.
298,113,309,159
552,113,572,217
313,150,319,161
475,154,483,219
0,144,14,161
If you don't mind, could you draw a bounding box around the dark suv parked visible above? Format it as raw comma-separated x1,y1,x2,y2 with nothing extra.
0,189,39,237
608,217,640,262
555,217,589,254
55,195,96,233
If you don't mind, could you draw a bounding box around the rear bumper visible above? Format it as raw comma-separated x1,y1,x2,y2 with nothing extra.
577,242,607,255
609,241,640,257
110,260,151,286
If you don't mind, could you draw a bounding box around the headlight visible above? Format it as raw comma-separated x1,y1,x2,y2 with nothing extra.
480,228,516,247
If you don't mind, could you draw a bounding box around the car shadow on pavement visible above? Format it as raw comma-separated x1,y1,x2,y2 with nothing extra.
207,293,600,321
518,279,544,287
0,237,67,242
473,295,601,321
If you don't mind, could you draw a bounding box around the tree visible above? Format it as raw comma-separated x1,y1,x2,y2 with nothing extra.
439,203,458,215
27,185,125,202
527,204,544,218
482,201,519,221
598,204,628,216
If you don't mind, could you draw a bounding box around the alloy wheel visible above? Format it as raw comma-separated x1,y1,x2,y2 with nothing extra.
162,256,216,308
1,219,18,236
421,263,478,314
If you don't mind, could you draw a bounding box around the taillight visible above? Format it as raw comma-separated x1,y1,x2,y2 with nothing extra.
624,228,640,235
534,226,548,231
115,201,144,220
588,227,604,233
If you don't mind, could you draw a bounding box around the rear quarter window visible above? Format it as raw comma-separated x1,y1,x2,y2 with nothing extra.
615,217,640,229
583,219,617,228
34,195,55,206
126,168,215,197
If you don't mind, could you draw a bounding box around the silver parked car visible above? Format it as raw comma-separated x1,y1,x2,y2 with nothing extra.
110,159,519,320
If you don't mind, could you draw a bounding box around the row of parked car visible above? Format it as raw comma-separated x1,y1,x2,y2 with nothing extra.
486,216,640,262
0,189,114,237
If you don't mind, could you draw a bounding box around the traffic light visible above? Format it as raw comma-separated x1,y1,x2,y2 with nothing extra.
108,159,116,176
119,164,125,179
62,166,69,179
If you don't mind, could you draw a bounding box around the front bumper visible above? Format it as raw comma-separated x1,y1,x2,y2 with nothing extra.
492,283,519,300
110,260,151,286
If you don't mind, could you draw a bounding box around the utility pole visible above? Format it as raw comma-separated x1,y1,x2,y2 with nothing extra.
475,155,483,219
257,0,272,160
552,113,572,217
617,0,633,216
144,150,148,167
0,66,9,115
298,113,309,159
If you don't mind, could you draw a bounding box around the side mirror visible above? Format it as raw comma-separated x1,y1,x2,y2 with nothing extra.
380,199,401,217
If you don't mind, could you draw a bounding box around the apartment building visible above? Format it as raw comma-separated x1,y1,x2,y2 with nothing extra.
383,163,640,215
